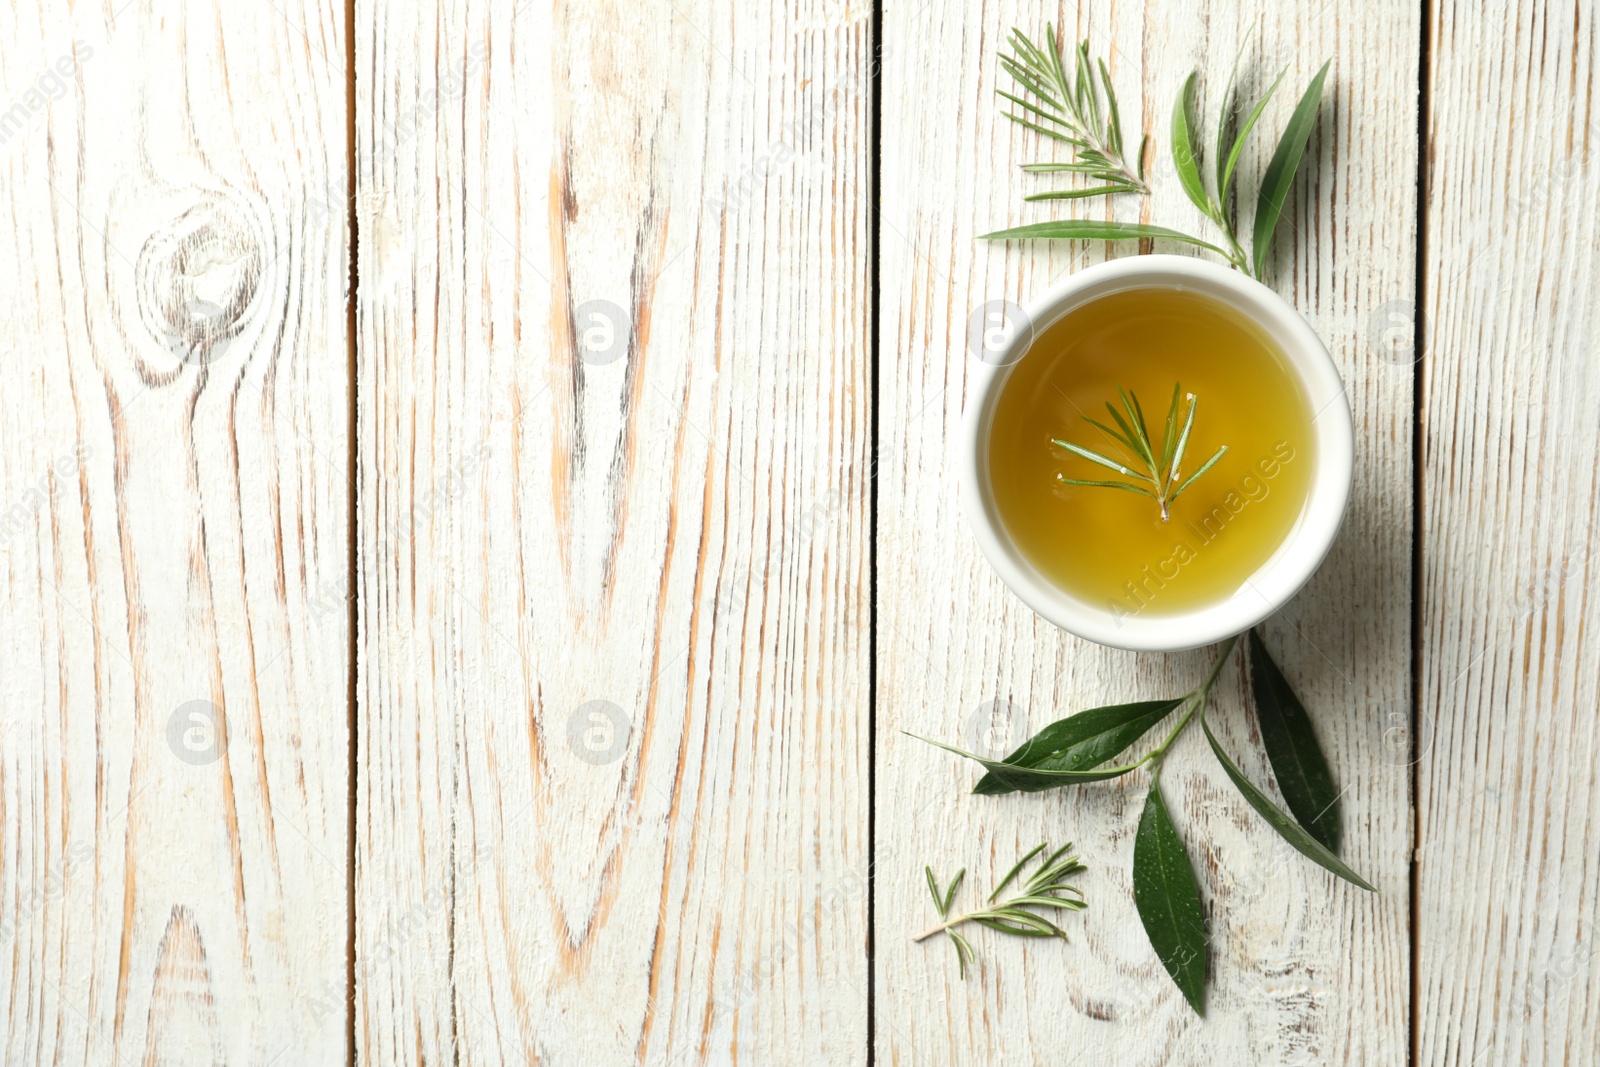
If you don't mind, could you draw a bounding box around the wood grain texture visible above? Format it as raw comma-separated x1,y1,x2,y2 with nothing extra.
875,2,1417,1062
0,2,351,1065
9,0,1595,1062
354,1,870,1063
1417,3,1600,1063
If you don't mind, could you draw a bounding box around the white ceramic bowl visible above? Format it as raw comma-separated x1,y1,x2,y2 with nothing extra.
961,254,1352,652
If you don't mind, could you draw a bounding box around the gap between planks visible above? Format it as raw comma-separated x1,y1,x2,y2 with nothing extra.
1409,3,1436,1064
344,0,359,1062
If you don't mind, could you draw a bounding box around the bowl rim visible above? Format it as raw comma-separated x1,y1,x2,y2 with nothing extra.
959,254,1353,652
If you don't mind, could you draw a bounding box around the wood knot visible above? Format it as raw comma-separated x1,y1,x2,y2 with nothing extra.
136,197,261,367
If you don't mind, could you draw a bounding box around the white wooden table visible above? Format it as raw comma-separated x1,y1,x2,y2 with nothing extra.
1,1,1595,1063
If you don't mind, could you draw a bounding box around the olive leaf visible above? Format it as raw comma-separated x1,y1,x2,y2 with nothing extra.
1170,71,1211,217
1249,629,1340,852
1212,37,1248,197
1133,779,1207,1015
971,698,1184,795
1199,697,1375,891
1217,66,1287,206
1251,59,1331,277
908,733,1148,793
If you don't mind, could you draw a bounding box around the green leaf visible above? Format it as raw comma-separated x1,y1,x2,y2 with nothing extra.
1024,185,1135,201
1251,59,1331,278
1103,401,1143,458
1248,630,1341,852
1000,49,1056,97
1118,386,1157,470
999,91,1074,128
1198,700,1375,891
1212,39,1246,197
1001,111,1090,147
1169,445,1228,502
1053,438,1138,476
972,699,1184,794
1020,161,1121,173
943,869,966,914
1133,779,1207,1015
1056,476,1151,495
949,929,973,978
1098,58,1124,154
1219,66,1287,204
906,732,1150,795
976,908,1060,935
1047,24,1072,111
1159,382,1182,477
1170,71,1211,218
1081,415,1142,458
976,219,1229,257
1074,40,1094,127
989,843,1048,900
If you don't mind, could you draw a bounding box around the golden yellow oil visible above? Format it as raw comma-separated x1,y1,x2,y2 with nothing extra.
987,286,1317,619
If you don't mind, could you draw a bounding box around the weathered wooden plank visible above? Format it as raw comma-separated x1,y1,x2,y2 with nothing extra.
354,1,871,1063
0,2,351,1064
1417,3,1600,1063
876,1,1416,1062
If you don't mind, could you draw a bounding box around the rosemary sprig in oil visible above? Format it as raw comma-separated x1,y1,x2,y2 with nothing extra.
1053,382,1228,522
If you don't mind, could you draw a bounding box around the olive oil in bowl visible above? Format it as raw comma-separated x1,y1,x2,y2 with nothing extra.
985,286,1317,620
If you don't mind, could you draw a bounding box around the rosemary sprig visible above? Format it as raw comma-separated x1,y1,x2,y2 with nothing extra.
998,26,1148,199
1053,382,1228,522
916,842,1087,978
